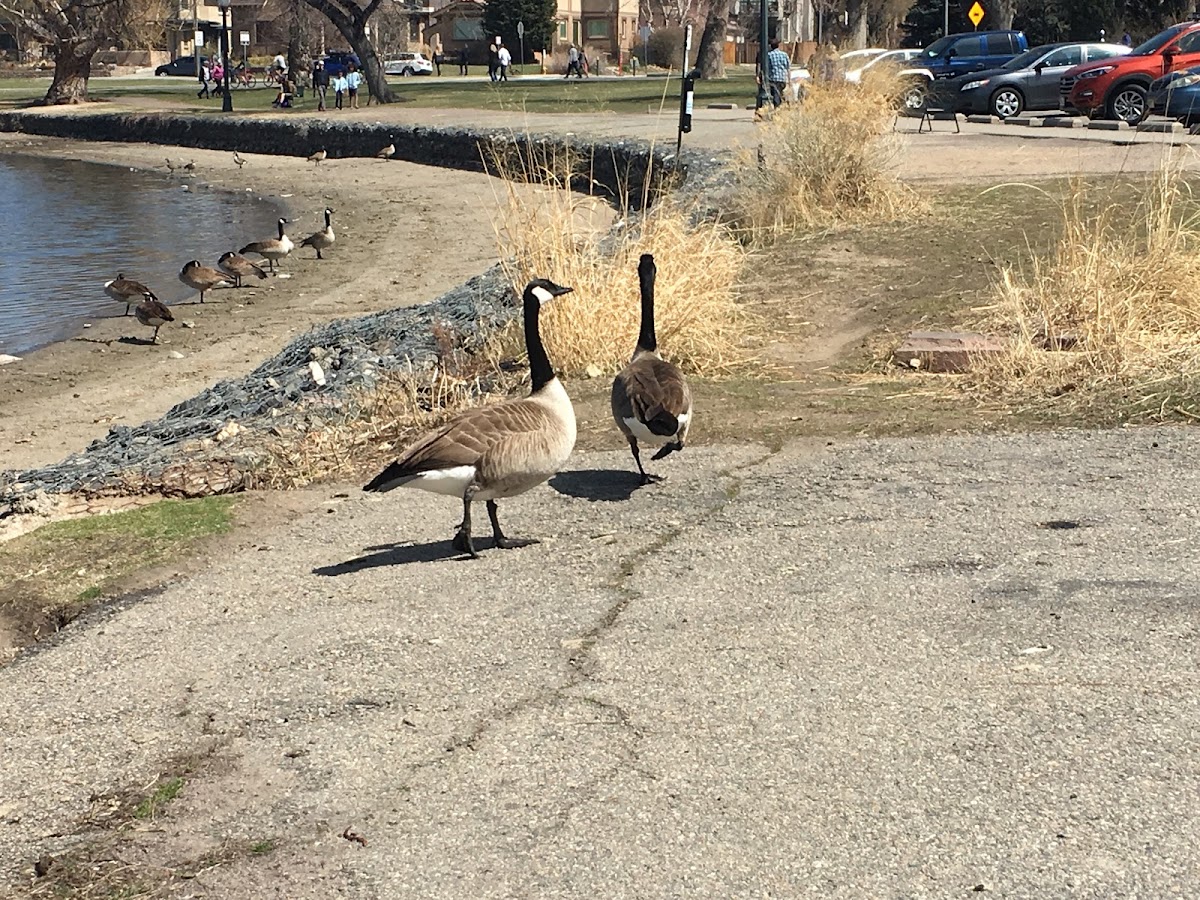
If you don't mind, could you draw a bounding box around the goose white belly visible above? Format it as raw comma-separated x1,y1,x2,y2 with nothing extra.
262,236,294,261
623,409,689,444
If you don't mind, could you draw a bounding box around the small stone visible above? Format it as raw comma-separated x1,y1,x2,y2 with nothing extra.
309,346,327,360
181,320,195,329
585,364,604,379
215,421,244,443
0,354,21,365
168,350,185,359
309,361,327,386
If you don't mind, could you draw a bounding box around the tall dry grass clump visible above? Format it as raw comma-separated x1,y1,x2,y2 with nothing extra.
970,164,1200,421
732,66,922,241
485,140,750,378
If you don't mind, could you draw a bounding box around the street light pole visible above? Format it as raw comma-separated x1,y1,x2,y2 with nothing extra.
756,0,770,110
218,0,233,111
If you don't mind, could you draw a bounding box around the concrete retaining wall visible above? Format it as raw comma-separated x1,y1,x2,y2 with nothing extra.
0,111,686,209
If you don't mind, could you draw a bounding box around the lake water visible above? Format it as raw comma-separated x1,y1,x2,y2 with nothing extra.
0,154,282,356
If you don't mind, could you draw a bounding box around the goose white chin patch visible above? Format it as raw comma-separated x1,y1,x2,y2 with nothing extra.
532,285,555,306
404,466,477,497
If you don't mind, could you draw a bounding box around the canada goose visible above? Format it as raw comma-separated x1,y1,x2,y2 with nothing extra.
179,259,233,303
364,278,576,558
217,251,268,287
233,151,246,169
183,160,196,172
134,297,174,343
376,138,395,160
104,273,156,315
307,149,327,164
610,253,692,485
164,158,177,174
299,208,335,259
238,218,294,273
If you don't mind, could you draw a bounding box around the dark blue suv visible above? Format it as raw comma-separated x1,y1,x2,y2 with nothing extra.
917,30,1029,79
323,51,361,77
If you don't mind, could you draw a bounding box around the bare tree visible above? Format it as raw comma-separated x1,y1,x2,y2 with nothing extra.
0,0,167,104
693,0,727,78
300,0,394,102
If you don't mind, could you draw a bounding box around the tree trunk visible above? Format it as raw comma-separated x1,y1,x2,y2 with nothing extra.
288,0,305,81
995,0,1016,29
694,6,727,78
42,39,95,105
344,23,392,102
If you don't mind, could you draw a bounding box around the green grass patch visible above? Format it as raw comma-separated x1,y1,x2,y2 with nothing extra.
133,776,185,820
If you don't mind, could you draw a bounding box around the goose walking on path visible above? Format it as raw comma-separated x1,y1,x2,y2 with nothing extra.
376,138,395,160
307,149,327,164
134,297,174,343
217,251,268,287
233,151,247,169
104,273,156,315
179,260,234,303
364,278,576,558
238,218,294,273
611,253,692,484
300,208,335,259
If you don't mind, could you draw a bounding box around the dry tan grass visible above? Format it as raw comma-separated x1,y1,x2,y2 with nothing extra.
731,66,923,242
968,164,1200,421
485,141,751,378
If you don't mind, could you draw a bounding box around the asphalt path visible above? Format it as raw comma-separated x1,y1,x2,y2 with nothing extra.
3,428,1198,896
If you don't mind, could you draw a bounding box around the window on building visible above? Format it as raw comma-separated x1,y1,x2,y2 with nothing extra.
558,21,567,39
586,19,609,39
452,19,483,40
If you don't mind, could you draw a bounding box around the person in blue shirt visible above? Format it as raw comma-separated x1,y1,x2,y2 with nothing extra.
766,39,790,108
346,64,363,108
333,72,348,109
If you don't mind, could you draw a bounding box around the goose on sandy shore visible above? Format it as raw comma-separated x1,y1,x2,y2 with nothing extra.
376,138,395,160
233,151,246,169
238,218,294,273
307,149,327,164
134,297,174,343
610,253,692,485
104,273,157,315
299,208,335,260
363,279,576,558
217,251,268,287
179,260,233,303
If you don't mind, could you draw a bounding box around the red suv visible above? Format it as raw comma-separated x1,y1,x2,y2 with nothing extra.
1062,21,1200,123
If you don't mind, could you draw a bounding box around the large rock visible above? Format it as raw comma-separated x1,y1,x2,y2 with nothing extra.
893,331,1005,373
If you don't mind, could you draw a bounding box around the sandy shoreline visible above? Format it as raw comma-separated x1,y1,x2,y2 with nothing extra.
0,133,549,474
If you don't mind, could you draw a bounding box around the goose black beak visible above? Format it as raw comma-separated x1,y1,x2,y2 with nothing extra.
550,284,573,297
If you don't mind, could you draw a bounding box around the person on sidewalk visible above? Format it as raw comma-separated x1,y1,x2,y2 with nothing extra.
333,71,348,109
459,47,469,75
346,64,363,109
497,43,511,81
766,38,790,107
197,59,211,99
312,58,329,111
433,50,444,76
566,44,580,78
488,43,499,82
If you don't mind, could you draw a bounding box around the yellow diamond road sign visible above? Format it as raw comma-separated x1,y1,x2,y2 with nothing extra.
968,2,985,26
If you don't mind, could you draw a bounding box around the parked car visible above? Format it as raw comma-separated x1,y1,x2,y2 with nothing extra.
1149,65,1200,124
903,30,1028,112
155,55,208,77
844,48,921,83
1061,21,1200,124
384,52,433,76
323,51,361,77
952,42,1131,118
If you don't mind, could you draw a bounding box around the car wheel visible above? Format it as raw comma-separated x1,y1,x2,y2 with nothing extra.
403,67,414,77
1108,84,1148,125
901,80,928,116
990,87,1023,119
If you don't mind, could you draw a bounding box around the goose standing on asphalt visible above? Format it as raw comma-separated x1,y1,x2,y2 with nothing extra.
307,149,327,164
300,208,335,259
611,253,692,484
217,251,268,287
179,259,234,303
238,218,294,273
377,138,395,160
104,273,156,315
364,278,576,558
134,297,174,343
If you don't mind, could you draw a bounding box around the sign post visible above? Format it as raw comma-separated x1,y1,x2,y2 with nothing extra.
517,21,525,76
967,1,985,29
677,22,694,155
240,31,250,67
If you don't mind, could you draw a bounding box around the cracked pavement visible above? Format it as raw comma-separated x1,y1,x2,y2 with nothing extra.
2,430,1199,897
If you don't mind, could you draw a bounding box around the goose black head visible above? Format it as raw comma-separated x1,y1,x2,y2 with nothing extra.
526,279,573,307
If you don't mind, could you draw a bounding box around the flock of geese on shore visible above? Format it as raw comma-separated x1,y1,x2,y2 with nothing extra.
364,253,692,558
103,203,336,343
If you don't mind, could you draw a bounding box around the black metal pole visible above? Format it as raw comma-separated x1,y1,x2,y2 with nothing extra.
756,0,771,110
221,7,234,112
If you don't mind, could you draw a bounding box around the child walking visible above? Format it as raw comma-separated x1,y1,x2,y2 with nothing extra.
346,64,363,109
333,71,348,109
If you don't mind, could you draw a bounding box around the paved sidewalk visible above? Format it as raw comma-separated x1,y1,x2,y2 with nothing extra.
3,428,1198,896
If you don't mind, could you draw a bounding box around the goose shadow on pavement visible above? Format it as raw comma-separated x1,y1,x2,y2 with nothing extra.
550,469,643,502
313,540,468,574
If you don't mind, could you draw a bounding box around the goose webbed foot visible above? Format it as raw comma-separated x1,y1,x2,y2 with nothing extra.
452,528,479,559
487,500,537,550
638,472,666,486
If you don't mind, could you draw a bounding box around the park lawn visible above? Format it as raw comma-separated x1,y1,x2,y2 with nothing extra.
0,69,760,114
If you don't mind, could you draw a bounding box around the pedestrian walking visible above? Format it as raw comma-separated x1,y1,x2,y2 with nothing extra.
459,47,469,75
211,59,224,96
197,59,211,99
566,44,581,78
581,53,590,78
434,50,444,76
497,43,511,81
488,43,499,82
346,64,362,108
312,58,329,111
333,71,348,109
766,38,790,107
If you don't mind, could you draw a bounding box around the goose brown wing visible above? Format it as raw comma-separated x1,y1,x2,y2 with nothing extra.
614,358,690,436
394,399,557,475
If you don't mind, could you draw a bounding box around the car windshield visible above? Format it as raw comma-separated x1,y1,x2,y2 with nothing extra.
1131,24,1187,57
921,36,954,59
1003,45,1054,69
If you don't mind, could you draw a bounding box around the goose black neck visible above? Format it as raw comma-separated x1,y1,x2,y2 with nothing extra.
277,220,286,238
324,210,332,226
637,262,657,353
524,290,555,392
